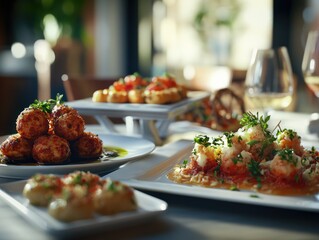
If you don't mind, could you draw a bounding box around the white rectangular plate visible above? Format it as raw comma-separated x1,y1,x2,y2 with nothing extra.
0,181,167,236
106,140,319,213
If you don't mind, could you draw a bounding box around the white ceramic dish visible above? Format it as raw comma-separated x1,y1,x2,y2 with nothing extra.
0,134,155,179
66,91,210,120
0,180,167,236
106,140,319,213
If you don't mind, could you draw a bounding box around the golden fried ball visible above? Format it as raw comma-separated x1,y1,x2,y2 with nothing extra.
0,134,33,160
92,89,108,102
54,113,85,141
16,108,49,140
51,104,78,121
32,135,71,164
72,132,103,159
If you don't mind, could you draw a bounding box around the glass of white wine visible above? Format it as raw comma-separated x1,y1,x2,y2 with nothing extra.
302,30,319,98
244,47,294,115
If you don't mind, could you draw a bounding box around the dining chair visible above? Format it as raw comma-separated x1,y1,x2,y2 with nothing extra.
0,75,38,135
61,74,116,101
61,74,124,128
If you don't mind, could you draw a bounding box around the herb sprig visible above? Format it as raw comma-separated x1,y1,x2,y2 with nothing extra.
240,112,271,137
30,94,64,113
194,135,211,147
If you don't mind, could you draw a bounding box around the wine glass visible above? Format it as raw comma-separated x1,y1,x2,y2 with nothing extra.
302,30,319,98
244,47,294,115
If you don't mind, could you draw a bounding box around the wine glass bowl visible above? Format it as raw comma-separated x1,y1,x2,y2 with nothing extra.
302,30,319,98
244,47,294,113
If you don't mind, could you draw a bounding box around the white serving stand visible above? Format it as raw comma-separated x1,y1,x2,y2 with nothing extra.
67,91,210,145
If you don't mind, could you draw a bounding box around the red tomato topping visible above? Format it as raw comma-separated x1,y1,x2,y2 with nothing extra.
124,74,148,90
145,82,166,91
152,75,177,88
113,80,128,91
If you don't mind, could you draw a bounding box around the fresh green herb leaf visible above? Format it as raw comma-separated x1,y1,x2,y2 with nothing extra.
107,180,116,191
223,132,235,147
30,93,64,113
277,149,297,166
247,140,259,146
230,185,239,191
232,153,243,164
250,194,260,198
247,159,262,189
182,159,188,168
194,135,211,147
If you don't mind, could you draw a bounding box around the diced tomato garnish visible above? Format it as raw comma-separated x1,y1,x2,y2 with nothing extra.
152,75,177,88
145,81,166,91
113,79,128,91
124,73,148,90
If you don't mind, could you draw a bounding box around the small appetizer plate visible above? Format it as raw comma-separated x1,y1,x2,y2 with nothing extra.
0,180,167,236
0,134,155,179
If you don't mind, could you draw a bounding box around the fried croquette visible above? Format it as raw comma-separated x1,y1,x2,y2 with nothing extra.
0,134,33,160
54,112,85,141
32,135,71,164
51,104,79,121
72,132,103,159
16,108,49,140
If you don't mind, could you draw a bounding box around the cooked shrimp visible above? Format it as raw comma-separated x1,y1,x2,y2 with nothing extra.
276,129,304,156
303,163,319,182
221,150,253,175
189,142,219,172
237,125,275,161
269,149,302,181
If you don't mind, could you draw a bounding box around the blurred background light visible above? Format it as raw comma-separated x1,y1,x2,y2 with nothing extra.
11,42,26,58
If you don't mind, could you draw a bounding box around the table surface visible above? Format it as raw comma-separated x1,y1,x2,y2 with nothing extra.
1,111,319,240
0,187,319,240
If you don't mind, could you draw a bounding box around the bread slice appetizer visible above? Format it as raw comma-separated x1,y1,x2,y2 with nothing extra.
94,178,137,215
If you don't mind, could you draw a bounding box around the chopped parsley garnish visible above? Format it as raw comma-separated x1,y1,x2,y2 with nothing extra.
211,136,224,146
247,159,262,189
223,132,235,147
230,185,239,191
194,135,211,147
250,194,260,198
247,140,259,146
182,159,188,168
278,149,298,166
232,153,243,164
192,148,197,155
107,180,116,191
72,173,83,184
213,163,221,177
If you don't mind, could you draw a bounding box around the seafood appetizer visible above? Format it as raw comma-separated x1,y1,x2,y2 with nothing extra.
168,112,319,196
92,73,187,104
23,171,137,222
178,88,245,132
0,94,103,165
